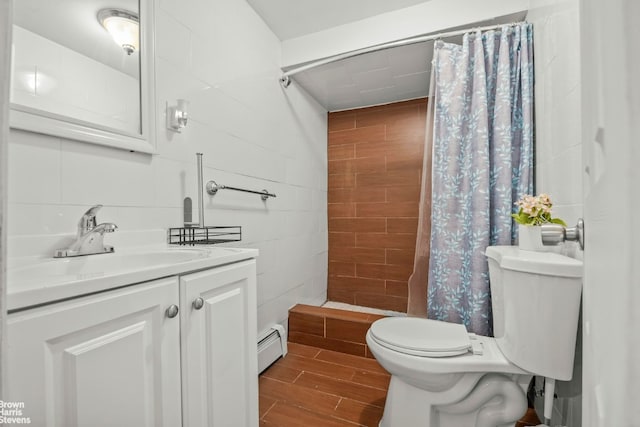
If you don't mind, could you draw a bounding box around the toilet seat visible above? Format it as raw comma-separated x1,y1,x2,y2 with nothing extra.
369,317,479,357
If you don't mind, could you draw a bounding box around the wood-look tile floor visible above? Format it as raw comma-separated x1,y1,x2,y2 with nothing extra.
258,342,541,427
259,342,389,426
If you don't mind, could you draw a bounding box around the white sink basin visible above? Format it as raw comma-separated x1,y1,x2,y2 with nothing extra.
7,246,258,311
9,249,211,284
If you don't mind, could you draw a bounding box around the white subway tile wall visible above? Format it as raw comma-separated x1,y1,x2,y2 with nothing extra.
527,0,583,426
529,0,583,227
7,0,328,334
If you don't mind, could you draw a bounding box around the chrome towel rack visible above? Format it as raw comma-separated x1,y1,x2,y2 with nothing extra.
206,180,276,201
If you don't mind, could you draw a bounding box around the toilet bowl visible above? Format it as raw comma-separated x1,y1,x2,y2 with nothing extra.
366,246,583,427
367,318,531,427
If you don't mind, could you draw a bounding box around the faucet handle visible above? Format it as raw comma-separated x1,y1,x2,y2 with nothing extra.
83,204,103,217
78,204,103,232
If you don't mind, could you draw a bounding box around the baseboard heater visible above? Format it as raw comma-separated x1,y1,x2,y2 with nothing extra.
257,324,287,374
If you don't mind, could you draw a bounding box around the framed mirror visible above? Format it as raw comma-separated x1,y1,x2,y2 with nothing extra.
10,0,156,153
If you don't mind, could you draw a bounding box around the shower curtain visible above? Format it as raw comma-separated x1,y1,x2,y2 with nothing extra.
409,24,534,336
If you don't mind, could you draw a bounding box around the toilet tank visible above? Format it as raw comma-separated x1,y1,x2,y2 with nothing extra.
485,246,583,381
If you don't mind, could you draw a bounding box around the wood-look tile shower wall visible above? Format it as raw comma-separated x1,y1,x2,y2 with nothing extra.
327,98,427,312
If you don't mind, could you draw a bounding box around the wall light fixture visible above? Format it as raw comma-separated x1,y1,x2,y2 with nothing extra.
167,99,189,132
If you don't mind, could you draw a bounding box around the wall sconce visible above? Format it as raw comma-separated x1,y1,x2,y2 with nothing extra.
98,9,139,55
167,99,189,132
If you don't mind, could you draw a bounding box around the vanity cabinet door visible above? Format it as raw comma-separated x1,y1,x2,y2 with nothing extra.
180,260,258,427
6,278,182,427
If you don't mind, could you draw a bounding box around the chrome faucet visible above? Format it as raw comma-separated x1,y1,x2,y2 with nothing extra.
54,205,118,258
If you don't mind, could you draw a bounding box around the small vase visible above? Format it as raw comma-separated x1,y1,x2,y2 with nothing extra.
518,224,545,251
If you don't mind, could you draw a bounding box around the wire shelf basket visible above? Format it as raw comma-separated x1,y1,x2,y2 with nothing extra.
168,226,241,246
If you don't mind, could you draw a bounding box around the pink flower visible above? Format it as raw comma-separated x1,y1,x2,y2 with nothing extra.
512,193,564,226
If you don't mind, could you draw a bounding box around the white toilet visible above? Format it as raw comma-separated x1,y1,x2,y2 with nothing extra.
366,246,583,427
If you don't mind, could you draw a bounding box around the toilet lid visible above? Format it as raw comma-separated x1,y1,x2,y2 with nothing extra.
369,317,472,357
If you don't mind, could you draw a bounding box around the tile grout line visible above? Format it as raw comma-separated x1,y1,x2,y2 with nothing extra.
262,377,383,420
323,314,327,338
276,352,389,393
260,399,278,421
291,369,304,384
260,376,342,403
260,343,390,426
295,370,390,394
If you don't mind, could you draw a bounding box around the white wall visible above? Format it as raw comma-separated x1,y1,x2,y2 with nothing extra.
6,0,328,335
527,0,582,425
528,0,582,228
281,0,529,68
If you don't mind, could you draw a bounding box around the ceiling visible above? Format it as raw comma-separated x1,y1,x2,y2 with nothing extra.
290,41,438,112
282,12,526,111
245,1,526,111
245,0,435,40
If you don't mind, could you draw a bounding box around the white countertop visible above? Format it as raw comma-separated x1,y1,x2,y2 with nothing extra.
7,245,259,312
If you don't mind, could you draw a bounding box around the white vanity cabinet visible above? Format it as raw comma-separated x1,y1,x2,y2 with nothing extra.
6,259,258,427
6,277,183,426
180,260,258,427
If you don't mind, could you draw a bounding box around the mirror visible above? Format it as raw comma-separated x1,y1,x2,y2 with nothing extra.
10,0,156,153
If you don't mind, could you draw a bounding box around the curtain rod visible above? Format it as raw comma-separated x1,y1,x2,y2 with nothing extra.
279,21,526,87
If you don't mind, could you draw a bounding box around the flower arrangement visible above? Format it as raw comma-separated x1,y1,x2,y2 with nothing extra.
512,193,567,226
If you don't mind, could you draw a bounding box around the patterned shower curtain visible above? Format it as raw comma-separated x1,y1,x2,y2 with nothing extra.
426,24,534,336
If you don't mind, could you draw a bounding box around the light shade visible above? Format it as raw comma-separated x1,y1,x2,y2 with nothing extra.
98,9,139,55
